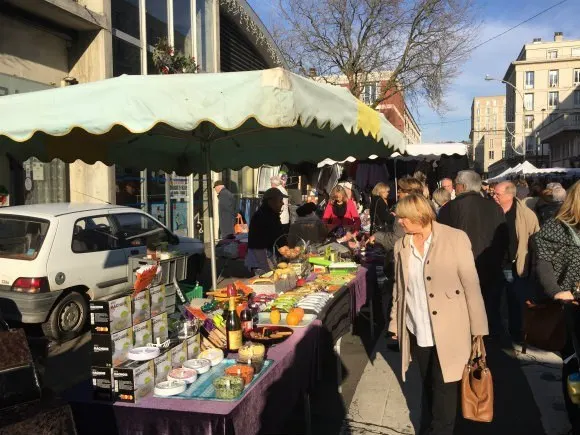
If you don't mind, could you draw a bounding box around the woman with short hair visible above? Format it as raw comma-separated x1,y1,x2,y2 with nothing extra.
370,182,393,234
432,187,451,214
390,194,488,435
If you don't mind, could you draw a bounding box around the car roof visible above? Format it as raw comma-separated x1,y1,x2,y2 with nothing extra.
0,203,138,218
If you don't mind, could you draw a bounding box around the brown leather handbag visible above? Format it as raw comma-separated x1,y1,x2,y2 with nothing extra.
461,336,493,423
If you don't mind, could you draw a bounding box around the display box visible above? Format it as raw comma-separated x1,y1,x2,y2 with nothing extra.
150,285,166,317
133,319,153,348
170,342,187,368
153,350,171,384
91,327,133,368
151,312,168,344
90,294,132,334
91,366,114,401
132,289,150,325
186,334,201,359
113,360,155,403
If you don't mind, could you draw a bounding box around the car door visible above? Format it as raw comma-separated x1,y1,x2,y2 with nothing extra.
47,213,129,302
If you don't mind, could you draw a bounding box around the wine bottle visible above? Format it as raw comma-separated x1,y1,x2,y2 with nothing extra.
240,304,253,333
226,295,243,352
247,293,260,326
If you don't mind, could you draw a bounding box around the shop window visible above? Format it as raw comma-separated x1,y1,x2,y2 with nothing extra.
146,0,168,48
72,216,119,253
112,0,140,39
113,38,142,76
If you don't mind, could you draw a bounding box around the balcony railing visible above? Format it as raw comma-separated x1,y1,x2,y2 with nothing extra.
538,113,580,141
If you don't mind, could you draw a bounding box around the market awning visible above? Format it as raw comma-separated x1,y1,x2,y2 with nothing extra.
390,143,467,161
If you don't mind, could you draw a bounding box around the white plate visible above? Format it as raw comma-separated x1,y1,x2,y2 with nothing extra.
168,368,197,384
128,346,161,361
199,349,225,367
183,358,211,374
257,313,316,328
154,380,187,397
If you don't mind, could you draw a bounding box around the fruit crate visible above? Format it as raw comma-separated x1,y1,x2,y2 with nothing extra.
128,255,188,288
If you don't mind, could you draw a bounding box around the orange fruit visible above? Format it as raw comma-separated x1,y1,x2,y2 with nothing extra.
290,307,304,322
286,312,301,326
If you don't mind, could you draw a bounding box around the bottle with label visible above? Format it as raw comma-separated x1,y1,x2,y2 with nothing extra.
240,304,253,333
226,295,243,352
247,293,260,326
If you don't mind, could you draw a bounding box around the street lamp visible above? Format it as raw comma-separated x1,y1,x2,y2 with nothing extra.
484,75,526,161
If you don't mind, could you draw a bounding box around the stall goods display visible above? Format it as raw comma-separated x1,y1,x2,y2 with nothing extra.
277,246,302,260
213,375,245,400
134,265,161,294
153,351,172,384
92,326,133,367
199,348,225,367
151,312,169,343
245,326,293,345
132,289,150,325
238,342,266,360
128,346,160,362
183,358,211,374
258,309,314,327
296,293,333,314
91,367,114,401
167,368,198,384
133,319,153,348
154,380,187,397
90,295,132,334
150,285,166,317
170,342,187,368
224,365,254,386
186,334,201,359
113,360,155,403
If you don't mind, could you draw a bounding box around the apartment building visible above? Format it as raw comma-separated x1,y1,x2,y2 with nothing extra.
502,32,580,169
0,0,284,240
319,72,422,144
470,95,506,174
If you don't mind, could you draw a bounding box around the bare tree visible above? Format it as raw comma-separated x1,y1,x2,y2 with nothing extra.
274,0,477,111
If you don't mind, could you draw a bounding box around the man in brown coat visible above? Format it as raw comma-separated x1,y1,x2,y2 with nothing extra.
493,181,539,342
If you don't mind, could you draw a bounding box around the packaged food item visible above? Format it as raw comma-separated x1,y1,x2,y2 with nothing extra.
238,342,265,361
170,342,187,368
150,285,166,317
154,380,186,397
186,333,201,359
167,367,197,384
128,346,160,361
213,375,244,400
113,360,155,403
224,364,254,386
153,351,171,384
132,289,150,325
92,326,133,367
151,312,168,343
90,295,132,334
199,348,224,367
183,358,211,374
91,366,113,401
133,319,152,348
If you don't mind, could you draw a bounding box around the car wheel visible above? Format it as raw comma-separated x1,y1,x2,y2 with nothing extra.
42,291,88,342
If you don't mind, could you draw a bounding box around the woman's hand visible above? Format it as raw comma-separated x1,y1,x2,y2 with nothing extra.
366,235,376,245
554,291,575,301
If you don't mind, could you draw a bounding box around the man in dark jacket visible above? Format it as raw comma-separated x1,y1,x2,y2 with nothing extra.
214,180,236,238
438,170,507,336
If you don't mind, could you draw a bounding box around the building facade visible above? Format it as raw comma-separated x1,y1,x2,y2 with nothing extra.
470,95,506,174
0,0,285,240
319,72,422,144
503,32,580,169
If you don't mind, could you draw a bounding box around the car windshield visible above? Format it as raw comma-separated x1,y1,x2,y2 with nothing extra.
0,215,50,260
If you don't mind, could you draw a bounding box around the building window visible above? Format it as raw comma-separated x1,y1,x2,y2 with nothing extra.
548,91,559,108
575,91,580,106
549,70,559,88
524,93,534,111
525,115,534,130
573,47,580,57
112,0,140,39
547,50,558,59
174,0,193,56
574,69,580,84
488,150,494,160
113,38,142,76
361,83,378,105
525,71,534,89
490,139,494,147
526,136,535,153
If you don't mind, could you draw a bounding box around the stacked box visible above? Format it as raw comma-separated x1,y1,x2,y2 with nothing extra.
92,326,133,367
132,289,150,325
150,285,166,317
170,342,187,368
186,333,201,359
153,350,172,384
91,367,114,401
151,312,169,344
90,295,132,334
133,319,153,348
113,360,155,403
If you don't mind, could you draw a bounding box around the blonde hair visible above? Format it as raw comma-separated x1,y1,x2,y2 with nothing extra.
330,185,348,202
395,194,436,226
372,182,389,196
432,187,451,207
556,181,580,227
397,177,424,195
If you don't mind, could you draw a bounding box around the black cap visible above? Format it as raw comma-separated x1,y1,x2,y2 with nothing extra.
263,187,288,201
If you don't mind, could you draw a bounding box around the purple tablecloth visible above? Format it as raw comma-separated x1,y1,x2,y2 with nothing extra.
350,267,368,316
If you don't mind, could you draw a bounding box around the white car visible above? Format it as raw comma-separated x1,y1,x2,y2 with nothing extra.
0,203,205,341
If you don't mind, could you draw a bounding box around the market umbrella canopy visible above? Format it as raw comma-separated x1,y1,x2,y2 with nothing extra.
0,68,406,173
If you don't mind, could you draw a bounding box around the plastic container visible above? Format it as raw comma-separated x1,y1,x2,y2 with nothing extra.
183,358,211,374
213,375,244,400
224,364,255,386
154,380,187,397
238,342,265,361
167,368,197,384
199,348,224,367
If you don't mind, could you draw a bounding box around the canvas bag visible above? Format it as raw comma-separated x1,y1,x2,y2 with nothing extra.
461,336,493,423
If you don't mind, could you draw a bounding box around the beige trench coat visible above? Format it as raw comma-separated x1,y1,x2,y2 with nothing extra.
388,221,489,383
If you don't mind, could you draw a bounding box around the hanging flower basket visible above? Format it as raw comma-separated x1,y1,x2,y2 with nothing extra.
152,38,199,75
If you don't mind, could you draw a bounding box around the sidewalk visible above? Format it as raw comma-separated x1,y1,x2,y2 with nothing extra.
341,337,571,435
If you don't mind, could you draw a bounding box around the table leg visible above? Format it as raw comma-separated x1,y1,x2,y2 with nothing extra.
304,392,312,435
335,337,342,393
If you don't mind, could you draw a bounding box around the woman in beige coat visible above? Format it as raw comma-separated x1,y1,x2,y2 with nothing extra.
389,194,488,435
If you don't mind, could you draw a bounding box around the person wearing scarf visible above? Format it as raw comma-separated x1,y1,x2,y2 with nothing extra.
532,180,580,432
322,184,360,241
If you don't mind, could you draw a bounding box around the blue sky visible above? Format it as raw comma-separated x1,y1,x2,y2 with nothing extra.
247,0,580,142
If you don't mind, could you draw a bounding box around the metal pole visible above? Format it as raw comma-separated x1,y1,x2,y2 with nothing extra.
164,172,172,229
204,144,218,290
393,158,398,198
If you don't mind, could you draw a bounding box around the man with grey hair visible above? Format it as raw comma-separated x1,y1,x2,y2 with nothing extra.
438,170,507,337
271,175,290,232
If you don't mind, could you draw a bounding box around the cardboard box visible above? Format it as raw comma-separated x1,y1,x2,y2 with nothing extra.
132,289,150,325
150,285,166,317
91,366,114,401
153,350,171,384
151,312,168,344
169,342,187,368
92,327,133,368
186,334,200,359
90,295,132,334
133,319,153,348
113,360,155,403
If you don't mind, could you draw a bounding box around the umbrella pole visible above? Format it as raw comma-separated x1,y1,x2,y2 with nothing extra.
204,144,218,290
394,158,398,195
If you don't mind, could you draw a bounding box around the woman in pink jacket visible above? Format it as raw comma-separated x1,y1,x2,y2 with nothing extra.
323,185,361,236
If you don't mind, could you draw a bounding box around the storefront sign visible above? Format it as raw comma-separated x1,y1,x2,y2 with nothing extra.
32,162,45,181
170,176,188,200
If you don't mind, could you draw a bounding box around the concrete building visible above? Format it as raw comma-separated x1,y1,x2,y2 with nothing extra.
470,95,506,174
0,0,285,240
319,72,422,144
494,31,580,175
